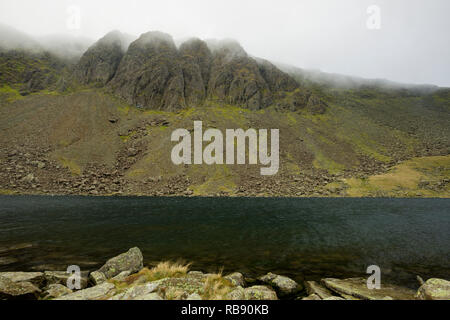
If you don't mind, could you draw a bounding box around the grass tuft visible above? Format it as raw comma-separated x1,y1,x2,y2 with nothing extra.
202,270,235,300
124,261,191,285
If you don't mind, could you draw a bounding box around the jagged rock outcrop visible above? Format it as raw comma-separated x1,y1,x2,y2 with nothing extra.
206,40,272,110
109,31,186,111
76,31,131,86
96,31,326,112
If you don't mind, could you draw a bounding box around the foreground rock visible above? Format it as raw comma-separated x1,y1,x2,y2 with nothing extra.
305,281,334,299
44,271,88,289
227,286,278,300
92,247,143,281
322,278,415,300
224,272,246,287
243,286,278,300
0,272,44,287
109,282,162,300
55,282,115,300
259,272,302,297
0,275,41,300
416,278,450,300
42,284,73,299
2,246,446,300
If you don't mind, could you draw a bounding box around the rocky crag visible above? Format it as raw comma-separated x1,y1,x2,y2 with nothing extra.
80,31,326,112
0,247,448,300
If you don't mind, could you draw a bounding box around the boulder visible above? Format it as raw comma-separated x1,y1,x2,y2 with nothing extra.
226,286,245,300
0,272,44,287
89,271,107,285
109,282,160,300
416,278,450,300
111,270,133,281
322,278,415,300
44,271,88,289
259,272,302,297
42,284,72,299
224,272,245,287
55,282,115,300
0,276,41,300
323,296,346,300
302,294,321,300
134,292,163,300
186,293,202,300
96,247,143,279
157,275,205,299
305,281,334,299
243,286,278,300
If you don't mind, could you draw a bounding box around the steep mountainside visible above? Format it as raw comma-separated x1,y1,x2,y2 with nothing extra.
0,28,449,197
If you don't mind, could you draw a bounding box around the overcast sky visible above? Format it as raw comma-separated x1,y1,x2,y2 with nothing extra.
1,0,449,86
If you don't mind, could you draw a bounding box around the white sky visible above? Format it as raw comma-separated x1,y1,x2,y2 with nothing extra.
1,0,449,86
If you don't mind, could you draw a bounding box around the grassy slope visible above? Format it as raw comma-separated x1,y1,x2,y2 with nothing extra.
344,156,449,197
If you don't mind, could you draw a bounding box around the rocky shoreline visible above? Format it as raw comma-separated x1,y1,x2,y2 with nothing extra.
0,247,449,300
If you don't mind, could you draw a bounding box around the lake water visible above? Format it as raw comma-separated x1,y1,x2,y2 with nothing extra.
0,196,449,288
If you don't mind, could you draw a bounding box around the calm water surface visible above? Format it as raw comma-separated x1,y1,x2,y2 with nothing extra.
0,196,449,288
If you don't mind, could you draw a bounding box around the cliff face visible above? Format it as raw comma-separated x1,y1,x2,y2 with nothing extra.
75,31,130,86
76,31,326,112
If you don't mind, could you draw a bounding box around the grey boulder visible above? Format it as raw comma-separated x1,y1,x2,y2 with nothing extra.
416,278,450,300
95,247,143,279
0,275,41,300
259,273,302,297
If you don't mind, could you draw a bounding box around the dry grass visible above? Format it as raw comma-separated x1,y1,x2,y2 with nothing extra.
201,271,235,300
124,261,191,285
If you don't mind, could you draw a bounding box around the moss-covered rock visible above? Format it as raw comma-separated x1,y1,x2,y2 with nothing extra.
416,278,450,300
0,276,41,300
95,247,143,279
259,272,302,297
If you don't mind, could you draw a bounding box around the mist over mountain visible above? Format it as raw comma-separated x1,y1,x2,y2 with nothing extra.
0,23,41,52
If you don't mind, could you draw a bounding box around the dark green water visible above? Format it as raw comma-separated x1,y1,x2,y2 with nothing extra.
0,196,449,288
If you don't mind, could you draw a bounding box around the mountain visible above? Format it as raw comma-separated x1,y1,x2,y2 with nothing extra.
0,27,448,198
